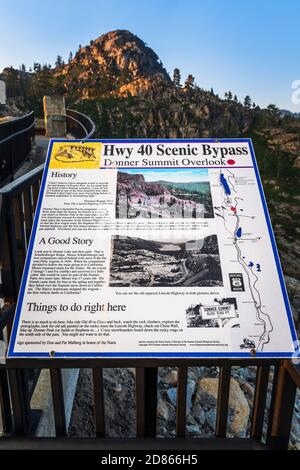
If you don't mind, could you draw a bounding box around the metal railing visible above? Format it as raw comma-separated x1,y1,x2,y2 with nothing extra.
0,164,44,436
66,108,96,139
0,112,35,186
0,165,299,450
0,108,96,188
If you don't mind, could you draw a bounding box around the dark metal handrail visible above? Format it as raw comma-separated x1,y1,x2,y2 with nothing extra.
0,107,96,186
0,111,35,185
0,112,35,141
0,163,44,194
0,120,35,146
66,108,96,139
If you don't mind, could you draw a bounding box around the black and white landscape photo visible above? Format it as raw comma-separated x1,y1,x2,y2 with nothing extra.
115,168,213,219
109,235,223,287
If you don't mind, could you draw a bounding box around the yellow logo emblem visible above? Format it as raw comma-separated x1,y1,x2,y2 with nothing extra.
49,141,101,169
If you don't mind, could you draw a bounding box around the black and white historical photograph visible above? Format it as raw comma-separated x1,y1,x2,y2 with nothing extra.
109,234,223,287
115,168,213,219
186,298,239,328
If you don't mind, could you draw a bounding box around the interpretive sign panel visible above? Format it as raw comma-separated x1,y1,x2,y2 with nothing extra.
7,139,299,358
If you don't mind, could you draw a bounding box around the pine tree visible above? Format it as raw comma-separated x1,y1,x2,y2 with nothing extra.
99,102,111,137
4,67,19,98
173,68,181,87
30,64,56,101
228,91,232,100
267,104,279,115
243,95,252,108
185,74,195,88
55,55,63,68
33,62,41,72
233,94,238,102
68,51,73,63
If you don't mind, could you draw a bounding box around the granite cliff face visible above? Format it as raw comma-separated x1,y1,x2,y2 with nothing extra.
117,171,171,196
1,29,257,137
54,30,256,136
256,122,300,167
55,30,171,98
93,86,256,139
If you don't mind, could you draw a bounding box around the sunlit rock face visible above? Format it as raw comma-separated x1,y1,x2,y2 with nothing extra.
56,29,171,97
94,30,170,80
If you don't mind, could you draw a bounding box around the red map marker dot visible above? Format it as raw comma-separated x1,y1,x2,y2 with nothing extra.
227,159,235,165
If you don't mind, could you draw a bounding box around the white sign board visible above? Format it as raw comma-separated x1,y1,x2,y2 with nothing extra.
7,139,299,359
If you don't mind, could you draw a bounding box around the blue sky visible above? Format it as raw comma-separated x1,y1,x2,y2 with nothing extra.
1,0,299,110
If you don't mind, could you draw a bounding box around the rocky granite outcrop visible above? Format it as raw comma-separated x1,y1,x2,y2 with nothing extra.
194,377,250,436
0,103,23,119
263,124,300,158
55,30,170,98
69,366,300,449
92,85,257,138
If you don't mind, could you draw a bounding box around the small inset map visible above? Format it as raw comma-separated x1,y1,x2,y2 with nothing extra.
214,169,274,350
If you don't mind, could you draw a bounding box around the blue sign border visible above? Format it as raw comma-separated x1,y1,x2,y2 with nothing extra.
7,138,299,359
